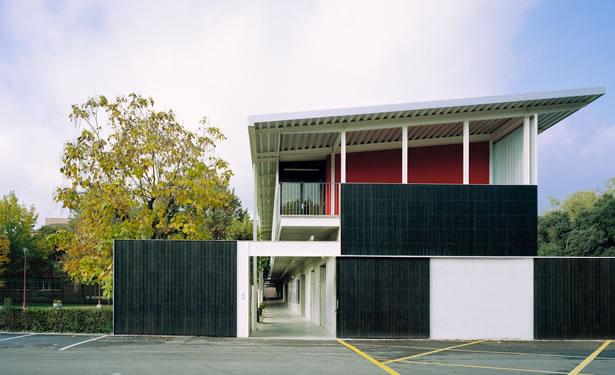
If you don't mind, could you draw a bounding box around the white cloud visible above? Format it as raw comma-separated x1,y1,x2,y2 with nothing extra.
537,119,615,210
0,0,535,224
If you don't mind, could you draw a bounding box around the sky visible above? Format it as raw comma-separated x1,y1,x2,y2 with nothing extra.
0,0,614,226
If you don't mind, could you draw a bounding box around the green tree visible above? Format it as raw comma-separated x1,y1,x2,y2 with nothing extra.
54,94,248,297
565,226,608,256
204,190,253,240
567,193,615,256
604,177,615,194
537,210,572,256
33,224,66,277
0,192,52,277
549,190,599,222
0,234,9,288
560,191,600,221
539,180,615,257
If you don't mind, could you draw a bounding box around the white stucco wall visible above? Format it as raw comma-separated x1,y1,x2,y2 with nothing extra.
430,258,534,340
236,243,250,338
324,257,336,334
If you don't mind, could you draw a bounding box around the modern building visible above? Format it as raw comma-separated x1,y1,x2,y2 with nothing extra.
113,87,615,340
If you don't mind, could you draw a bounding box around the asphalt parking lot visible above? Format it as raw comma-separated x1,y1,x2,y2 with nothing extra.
0,333,613,374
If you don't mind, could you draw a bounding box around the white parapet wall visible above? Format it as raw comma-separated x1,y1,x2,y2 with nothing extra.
430,257,534,340
246,240,341,257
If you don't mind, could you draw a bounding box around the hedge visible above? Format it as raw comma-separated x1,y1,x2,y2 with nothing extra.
0,308,112,333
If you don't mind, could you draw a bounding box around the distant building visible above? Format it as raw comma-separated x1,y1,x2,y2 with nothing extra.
44,218,70,227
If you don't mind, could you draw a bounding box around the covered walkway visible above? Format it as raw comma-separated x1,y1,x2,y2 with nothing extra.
252,300,333,339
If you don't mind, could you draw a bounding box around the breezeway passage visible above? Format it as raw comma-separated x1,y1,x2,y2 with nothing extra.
1,333,614,374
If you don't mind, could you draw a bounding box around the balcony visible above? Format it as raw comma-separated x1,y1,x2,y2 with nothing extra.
279,182,340,215
273,182,340,241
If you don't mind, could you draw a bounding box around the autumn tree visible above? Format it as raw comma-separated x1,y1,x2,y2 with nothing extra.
0,192,54,280
54,94,250,296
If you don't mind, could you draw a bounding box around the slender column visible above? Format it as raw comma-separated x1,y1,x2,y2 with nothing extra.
330,151,336,215
463,120,469,184
252,162,258,241
258,271,264,305
251,256,257,331
488,139,494,184
523,115,531,184
402,126,408,183
531,113,538,185
340,130,346,183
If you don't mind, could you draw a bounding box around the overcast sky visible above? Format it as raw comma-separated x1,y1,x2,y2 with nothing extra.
1,0,614,226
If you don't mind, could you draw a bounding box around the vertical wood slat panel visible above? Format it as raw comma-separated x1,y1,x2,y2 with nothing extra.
534,258,615,339
114,240,237,336
341,184,537,256
336,257,429,338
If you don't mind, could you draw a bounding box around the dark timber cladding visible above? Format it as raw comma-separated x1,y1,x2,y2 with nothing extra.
534,258,615,339
341,184,537,256
114,240,236,336
336,257,429,338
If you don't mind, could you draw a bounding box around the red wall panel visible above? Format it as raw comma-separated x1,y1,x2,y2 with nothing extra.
345,149,403,183
469,142,490,184
325,142,489,185
408,144,462,183
323,142,490,213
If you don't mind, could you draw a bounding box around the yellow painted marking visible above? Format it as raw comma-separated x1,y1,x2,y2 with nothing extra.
569,339,612,375
382,339,485,364
359,343,615,361
401,359,571,374
337,339,400,375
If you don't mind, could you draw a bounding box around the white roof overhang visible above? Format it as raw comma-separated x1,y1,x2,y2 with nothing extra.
248,87,605,239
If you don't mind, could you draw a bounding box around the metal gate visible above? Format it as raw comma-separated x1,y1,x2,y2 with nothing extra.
113,240,237,336
336,257,430,338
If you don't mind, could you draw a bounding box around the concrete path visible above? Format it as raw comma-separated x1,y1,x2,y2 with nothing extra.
252,300,333,339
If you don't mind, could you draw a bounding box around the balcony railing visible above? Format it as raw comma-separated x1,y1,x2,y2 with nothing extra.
279,182,340,215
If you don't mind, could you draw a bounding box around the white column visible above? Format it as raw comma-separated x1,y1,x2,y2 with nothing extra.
272,161,279,240
252,162,258,241
258,271,264,305
282,282,286,302
251,256,257,331
340,130,347,183
523,115,531,185
531,113,538,185
330,151,335,215
236,243,249,337
488,140,494,185
463,120,469,184
402,126,408,183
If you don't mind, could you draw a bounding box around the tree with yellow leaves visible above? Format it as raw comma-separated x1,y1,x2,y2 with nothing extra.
53,94,249,297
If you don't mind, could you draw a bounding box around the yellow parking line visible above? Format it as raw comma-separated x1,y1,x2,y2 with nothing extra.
401,359,570,374
359,343,615,361
337,339,400,375
569,339,612,375
382,339,485,364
